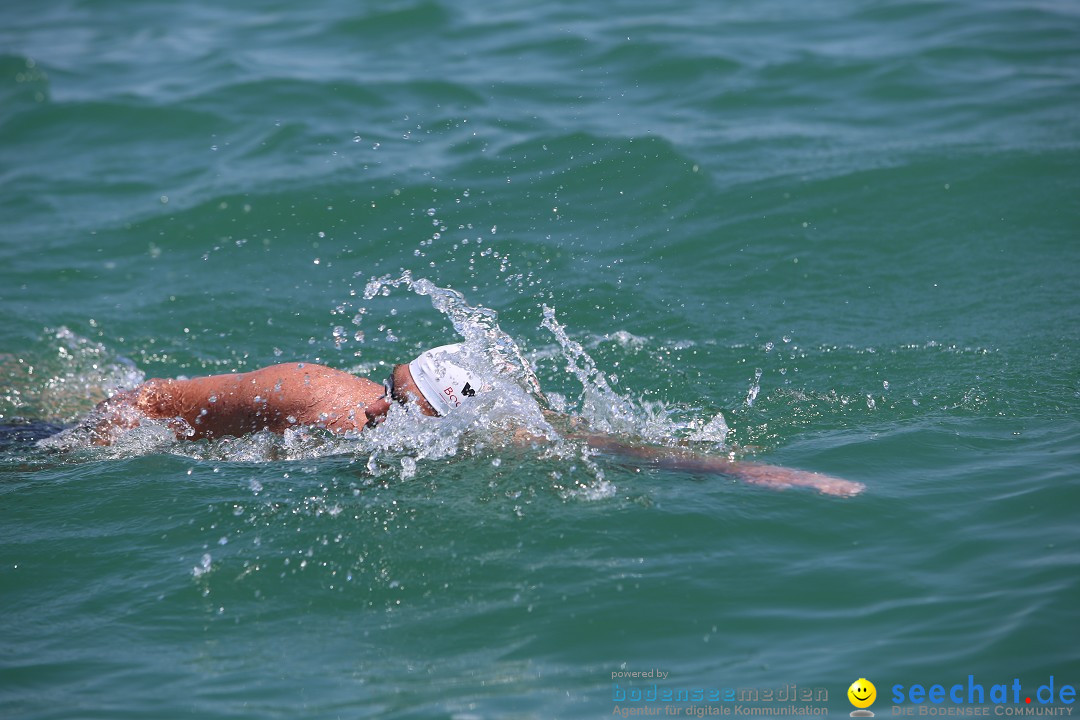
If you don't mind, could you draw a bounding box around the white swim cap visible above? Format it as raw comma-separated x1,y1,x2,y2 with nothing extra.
407,343,481,416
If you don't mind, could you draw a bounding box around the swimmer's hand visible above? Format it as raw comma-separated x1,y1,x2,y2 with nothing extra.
85,387,155,445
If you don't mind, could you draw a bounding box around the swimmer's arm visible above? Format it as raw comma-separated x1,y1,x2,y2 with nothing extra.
582,434,864,497
535,413,863,497
91,363,387,443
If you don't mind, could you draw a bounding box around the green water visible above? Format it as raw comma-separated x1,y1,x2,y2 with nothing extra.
2,1,1078,718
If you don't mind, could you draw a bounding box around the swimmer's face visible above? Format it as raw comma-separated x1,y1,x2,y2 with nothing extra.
847,679,876,709
389,364,438,416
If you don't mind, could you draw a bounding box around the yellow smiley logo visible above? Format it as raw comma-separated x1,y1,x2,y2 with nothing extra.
848,678,877,709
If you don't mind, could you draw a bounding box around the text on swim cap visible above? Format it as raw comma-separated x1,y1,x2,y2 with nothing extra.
442,382,477,408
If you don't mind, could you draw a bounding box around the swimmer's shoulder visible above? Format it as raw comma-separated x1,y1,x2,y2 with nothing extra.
249,362,381,394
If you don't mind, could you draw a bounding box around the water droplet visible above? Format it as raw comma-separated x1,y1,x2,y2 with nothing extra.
193,553,212,578
745,368,762,407
332,325,347,347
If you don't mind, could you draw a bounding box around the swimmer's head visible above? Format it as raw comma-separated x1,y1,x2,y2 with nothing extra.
392,343,482,417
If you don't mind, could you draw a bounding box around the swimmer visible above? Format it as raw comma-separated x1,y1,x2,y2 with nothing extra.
87,344,864,497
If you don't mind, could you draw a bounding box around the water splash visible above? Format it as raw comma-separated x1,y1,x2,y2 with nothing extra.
355,276,722,456
0,327,144,424
538,304,726,449
362,270,545,400
745,367,763,408
685,412,730,444
540,304,640,435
